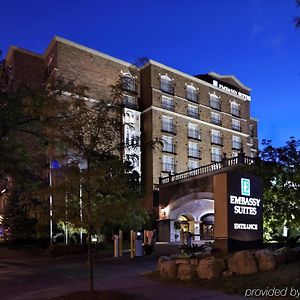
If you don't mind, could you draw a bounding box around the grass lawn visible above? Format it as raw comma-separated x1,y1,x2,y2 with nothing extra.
148,260,300,299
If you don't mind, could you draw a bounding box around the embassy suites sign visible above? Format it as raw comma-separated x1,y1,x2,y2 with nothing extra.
212,79,251,101
227,172,263,249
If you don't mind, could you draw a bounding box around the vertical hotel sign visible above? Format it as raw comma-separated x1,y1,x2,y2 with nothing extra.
227,172,263,250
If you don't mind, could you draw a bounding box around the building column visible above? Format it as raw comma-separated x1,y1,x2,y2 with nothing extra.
194,221,201,241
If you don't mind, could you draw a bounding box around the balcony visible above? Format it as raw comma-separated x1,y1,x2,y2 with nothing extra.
163,144,176,154
211,117,222,126
162,123,176,134
187,91,198,103
188,149,201,159
210,100,221,111
232,124,241,132
122,78,137,94
211,136,223,146
160,81,174,95
187,109,199,119
188,129,201,141
162,102,174,111
123,96,138,110
211,153,222,162
231,108,240,117
162,163,176,173
232,142,242,150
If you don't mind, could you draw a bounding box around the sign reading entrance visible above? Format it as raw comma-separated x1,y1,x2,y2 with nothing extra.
214,170,263,253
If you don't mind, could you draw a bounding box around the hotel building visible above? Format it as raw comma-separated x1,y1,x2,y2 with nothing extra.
5,37,258,232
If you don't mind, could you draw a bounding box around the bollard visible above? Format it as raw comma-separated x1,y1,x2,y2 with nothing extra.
113,234,119,258
119,230,123,257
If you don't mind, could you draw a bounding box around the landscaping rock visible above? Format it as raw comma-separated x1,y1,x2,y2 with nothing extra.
255,249,276,271
157,256,170,272
222,270,233,277
228,250,257,275
272,248,287,265
175,258,190,265
196,257,226,279
190,258,199,266
177,264,197,281
160,260,178,280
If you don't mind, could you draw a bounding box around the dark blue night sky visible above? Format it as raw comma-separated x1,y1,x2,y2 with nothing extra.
1,0,300,147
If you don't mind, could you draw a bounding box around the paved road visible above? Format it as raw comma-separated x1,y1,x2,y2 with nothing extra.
0,250,251,300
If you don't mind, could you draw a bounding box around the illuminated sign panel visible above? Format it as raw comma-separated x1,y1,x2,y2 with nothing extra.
227,171,263,250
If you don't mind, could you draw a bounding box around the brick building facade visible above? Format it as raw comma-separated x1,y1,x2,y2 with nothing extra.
5,36,258,219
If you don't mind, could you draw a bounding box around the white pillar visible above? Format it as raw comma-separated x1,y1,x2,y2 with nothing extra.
194,221,201,241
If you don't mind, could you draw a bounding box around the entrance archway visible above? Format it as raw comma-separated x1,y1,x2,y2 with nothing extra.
200,213,214,240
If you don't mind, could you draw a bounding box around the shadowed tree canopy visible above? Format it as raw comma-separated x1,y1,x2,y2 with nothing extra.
258,137,300,238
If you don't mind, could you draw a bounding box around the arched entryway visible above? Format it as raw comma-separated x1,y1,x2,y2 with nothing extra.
200,213,214,240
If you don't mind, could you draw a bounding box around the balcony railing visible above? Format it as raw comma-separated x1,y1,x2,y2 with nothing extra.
188,149,201,159
231,108,240,117
162,123,176,134
159,154,256,184
211,154,222,162
162,163,176,173
188,129,201,140
160,81,174,95
232,142,242,150
163,144,176,154
211,136,223,146
232,124,241,132
123,97,138,109
162,102,174,111
210,100,220,111
211,118,222,125
188,110,199,119
187,91,198,103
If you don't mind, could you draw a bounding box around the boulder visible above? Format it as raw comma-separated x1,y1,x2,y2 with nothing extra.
157,256,170,272
190,258,199,266
272,248,287,265
196,257,226,279
160,260,178,280
255,249,276,271
228,250,257,275
222,270,233,277
175,258,190,265
177,264,197,281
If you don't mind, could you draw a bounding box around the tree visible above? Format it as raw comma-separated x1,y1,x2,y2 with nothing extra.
34,77,147,291
259,137,300,239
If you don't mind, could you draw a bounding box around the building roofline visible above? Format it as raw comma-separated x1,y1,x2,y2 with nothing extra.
208,71,252,91
141,59,251,101
5,46,43,62
250,117,259,122
44,36,137,69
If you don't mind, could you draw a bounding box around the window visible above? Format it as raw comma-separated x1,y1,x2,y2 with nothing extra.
250,124,255,137
186,85,198,102
123,95,136,109
187,104,199,118
232,135,242,150
231,102,240,117
161,95,174,111
162,115,175,133
211,147,222,162
162,135,175,153
210,94,220,110
188,123,201,140
188,160,199,170
122,73,136,92
232,119,241,131
162,155,175,173
211,130,223,146
160,75,174,94
188,141,200,158
211,112,221,125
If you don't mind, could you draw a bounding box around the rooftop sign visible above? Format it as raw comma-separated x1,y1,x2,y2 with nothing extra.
213,80,251,101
